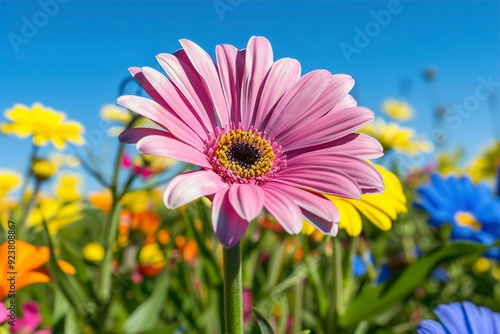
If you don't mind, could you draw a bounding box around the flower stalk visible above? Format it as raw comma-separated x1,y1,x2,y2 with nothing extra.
223,242,243,334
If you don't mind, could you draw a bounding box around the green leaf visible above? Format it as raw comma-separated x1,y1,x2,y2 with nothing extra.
123,268,169,334
261,243,286,295
137,323,182,334
186,203,222,286
297,331,312,334
305,257,328,317
40,216,89,315
339,241,497,328
60,240,91,284
64,308,83,334
253,307,276,334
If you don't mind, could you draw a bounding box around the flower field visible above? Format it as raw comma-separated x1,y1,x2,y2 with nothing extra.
1,2,499,333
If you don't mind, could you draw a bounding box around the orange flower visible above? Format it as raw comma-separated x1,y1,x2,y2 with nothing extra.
174,236,198,264
157,229,171,245
0,240,75,300
119,210,161,245
88,190,112,214
259,217,284,233
182,240,198,263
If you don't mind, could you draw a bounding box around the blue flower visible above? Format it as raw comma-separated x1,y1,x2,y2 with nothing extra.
415,174,500,259
353,255,368,277
352,254,374,277
418,301,500,334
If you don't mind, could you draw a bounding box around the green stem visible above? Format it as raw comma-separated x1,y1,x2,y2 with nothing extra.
16,144,38,237
292,279,304,333
18,178,41,240
95,199,123,303
341,237,358,310
327,238,343,331
112,142,125,194
223,243,243,334
333,238,343,314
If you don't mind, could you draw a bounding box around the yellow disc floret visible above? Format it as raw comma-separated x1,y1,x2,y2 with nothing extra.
215,129,274,179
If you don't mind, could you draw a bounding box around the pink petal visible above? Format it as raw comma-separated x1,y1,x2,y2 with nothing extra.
216,45,246,126
228,184,265,221
262,186,303,234
265,182,339,224
140,66,209,136
212,188,249,248
276,166,361,198
252,58,301,129
140,168,153,178
303,210,339,236
0,303,9,322
122,150,132,167
179,39,231,127
12,302,42,331
117,95,205,148
280,107,374,152
264,72,354,139
129,67,168,106
240,36,274,128
287,133,383,161
119,127,169,144
264,183,339,235
287,154,384,193
286,133,383,160
156,52,216,130
136,133,210,168
332,94,357,110
274,74,355,141
263,70,331,137
163,170,227,209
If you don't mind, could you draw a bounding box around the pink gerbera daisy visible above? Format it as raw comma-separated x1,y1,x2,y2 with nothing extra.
119,36,384,248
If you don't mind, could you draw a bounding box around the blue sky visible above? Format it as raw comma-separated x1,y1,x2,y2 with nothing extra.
1,0,499,193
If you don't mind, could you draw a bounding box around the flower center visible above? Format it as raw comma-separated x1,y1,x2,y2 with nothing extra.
227,142,261,167
205,127,286,185
216,129,274,179
454,211,481,231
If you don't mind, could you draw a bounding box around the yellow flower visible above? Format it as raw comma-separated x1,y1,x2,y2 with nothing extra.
1,103,85,149
382,99,414,121
302,221,316,235
101,104,132,124
31,159,58,181
138,243,165,277
0,169,21,198
436,149,465,176
27,197,84,234
89,189,154,214
0,170,21,227
101,104,133,136
467,140,500,183
121,190,151,213
472,257,491,274
83,242,105,262
327,165,407,237
139,154,177,173
360,119,432,156
55,173,82,202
